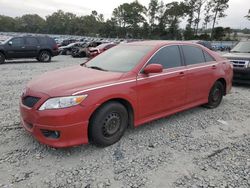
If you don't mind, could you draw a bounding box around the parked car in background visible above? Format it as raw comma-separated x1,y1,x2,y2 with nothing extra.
59,42,86,55
223,40,250,84
20,41,232,148
71,41,103,58
191,40,214,50
0,36,59,64
58,39,77,47
88,43,117,58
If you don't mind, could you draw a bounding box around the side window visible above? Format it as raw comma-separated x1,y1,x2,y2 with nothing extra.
38,37,47,45
26,37,38,46
203,50,215,62
10,38,24,47
148,45,182,69
182,45,206,65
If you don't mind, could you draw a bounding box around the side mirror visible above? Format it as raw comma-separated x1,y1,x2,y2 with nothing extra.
143,64,163,74
8,41,12,45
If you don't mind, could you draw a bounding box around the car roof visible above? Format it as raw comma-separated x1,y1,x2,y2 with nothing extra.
123,40,203,48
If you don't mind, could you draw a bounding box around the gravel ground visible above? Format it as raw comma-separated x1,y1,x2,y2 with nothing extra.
0,55,250,188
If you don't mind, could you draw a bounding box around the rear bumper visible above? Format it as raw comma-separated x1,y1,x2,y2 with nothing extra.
19,101,90,148
233,68,250,84
52,50,59,57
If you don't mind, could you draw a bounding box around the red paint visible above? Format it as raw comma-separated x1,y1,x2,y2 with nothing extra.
19,41,233,148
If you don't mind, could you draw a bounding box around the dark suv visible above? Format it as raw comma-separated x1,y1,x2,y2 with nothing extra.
0,36,59,64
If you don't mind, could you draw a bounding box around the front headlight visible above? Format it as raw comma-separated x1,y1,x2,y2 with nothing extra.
39,95,88,110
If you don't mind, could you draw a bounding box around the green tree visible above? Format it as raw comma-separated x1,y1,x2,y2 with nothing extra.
224,27,232,40
162,2,187,39
213,26,225,40
209,0,229,40
0,15,17,32
193,0,207,35
112,1,147,38
148,0,159,28
246,9,250,20
16,14,46,33
203,1,213,30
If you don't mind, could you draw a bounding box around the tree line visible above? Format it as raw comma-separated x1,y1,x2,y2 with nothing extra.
0,0,249,40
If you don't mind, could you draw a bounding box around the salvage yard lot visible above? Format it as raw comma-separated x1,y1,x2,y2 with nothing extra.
0,56,250,188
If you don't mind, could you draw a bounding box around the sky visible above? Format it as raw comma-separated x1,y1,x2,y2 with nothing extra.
0,0,250,29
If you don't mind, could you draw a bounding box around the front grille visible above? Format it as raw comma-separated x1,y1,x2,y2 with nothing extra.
22,96,41,108
230,60,249,68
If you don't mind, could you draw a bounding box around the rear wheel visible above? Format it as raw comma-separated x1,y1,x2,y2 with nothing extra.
89,102,128,147
0,52,5,64
204,81,224,109
38,51,51,62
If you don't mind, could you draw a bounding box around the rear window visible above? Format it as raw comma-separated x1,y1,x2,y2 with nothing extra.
182,45,206,65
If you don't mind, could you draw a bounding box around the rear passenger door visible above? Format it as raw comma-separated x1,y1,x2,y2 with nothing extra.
25,37,39,57
181,45,216,105
137,45,187,119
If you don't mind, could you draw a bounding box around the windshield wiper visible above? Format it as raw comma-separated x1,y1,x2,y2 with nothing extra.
88,66,107,71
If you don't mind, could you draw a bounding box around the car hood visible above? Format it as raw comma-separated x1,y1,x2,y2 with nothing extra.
223,52,250,60
26,65,124,96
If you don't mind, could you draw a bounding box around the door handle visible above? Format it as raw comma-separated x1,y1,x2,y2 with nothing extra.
179,71,184,75
212,65,217,69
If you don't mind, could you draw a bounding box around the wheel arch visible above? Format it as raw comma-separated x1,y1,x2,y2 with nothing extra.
87,97,135,142
38,49,52,55
0,50,6,57
89,98,134,128
216,78,227,95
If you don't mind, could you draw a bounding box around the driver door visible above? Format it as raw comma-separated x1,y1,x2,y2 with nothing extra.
5,37,26,58
136,45,187,120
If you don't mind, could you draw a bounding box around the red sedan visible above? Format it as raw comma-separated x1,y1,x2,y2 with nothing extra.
19,41,233,148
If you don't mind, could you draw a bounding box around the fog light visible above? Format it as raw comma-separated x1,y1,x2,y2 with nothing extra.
41,129,60,139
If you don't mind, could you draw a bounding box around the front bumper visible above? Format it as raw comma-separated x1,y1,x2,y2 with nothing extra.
19,101,89,148
233,67,250,84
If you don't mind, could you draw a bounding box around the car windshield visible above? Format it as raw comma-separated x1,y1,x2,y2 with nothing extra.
84,45,153,72
231,41,250,53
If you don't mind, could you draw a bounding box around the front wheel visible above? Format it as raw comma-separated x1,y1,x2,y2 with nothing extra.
0,52,5,64
38,51,51,62
89,102,128,147
204,81,224,109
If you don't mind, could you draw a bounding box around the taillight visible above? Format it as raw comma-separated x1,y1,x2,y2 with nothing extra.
53,44,58,50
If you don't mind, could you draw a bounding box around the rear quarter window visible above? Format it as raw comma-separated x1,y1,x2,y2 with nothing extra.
203,51,215,62
182,45,206,65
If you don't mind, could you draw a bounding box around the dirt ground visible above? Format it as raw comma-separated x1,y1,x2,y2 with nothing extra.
0,56,249,188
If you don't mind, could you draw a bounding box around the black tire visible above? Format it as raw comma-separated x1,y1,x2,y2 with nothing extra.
38,51,51,62
204,81,224,109
89,102,128,147
0,52,5,64
79,51,86,58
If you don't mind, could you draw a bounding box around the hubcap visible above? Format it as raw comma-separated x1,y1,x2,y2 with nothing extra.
42,53,49,61
102,112,121,137
212,87,221,102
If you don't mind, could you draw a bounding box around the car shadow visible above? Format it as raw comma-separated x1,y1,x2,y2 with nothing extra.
232,83,250,88
4,59,58,64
